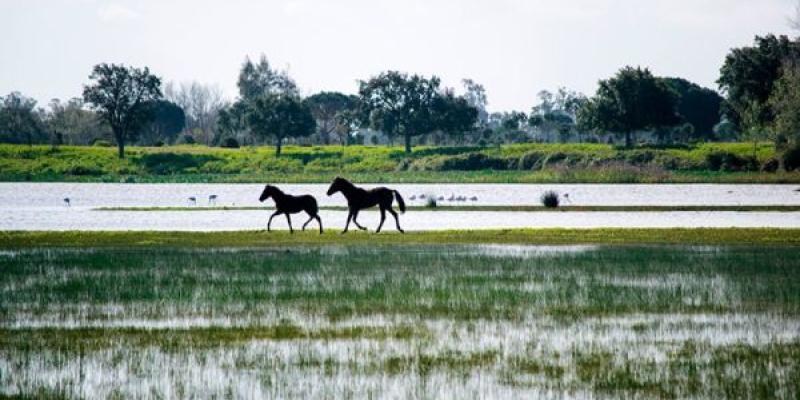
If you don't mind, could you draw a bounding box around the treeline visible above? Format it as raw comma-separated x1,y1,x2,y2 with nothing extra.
1,34,799,161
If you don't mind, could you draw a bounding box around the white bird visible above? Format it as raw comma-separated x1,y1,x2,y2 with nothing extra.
419,194,426,199
563,193,571,203
63,198,71,207
470,196,478,201
208,195,218,205
409,195,417,201
188,196,197,206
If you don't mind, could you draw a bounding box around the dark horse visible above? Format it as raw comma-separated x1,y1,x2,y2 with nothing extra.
259,185,323,234
326,177,405,233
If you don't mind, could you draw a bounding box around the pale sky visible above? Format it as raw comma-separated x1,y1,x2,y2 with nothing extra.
0,0,797,112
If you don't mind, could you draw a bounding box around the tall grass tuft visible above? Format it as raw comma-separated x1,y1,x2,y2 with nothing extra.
541,191,560,208
425,195,438,208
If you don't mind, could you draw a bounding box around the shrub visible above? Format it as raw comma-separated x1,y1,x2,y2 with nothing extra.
425,196,437,208
783,146,800,172
518,151,545,170
541,191,559,208
705,151,757,172
220,138,240,148
761,158,780,173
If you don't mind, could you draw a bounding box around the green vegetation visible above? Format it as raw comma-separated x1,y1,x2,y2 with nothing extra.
2,142,799,183
1,245,799,398
95,205,800,212
2,228,800,248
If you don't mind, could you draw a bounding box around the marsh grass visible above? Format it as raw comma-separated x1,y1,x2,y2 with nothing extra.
1,244,799,398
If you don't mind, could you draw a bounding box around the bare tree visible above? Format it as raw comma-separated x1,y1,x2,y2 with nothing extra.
164,81,228,145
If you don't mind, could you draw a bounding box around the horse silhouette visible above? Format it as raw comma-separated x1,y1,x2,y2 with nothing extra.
259,185,323,234
326,177,405,233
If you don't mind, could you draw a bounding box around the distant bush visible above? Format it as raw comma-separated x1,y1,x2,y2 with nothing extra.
411,153,508,171
761,158,780,173
783,146,800,172
541,191,559,208
220,138,240,148
705,151,757,172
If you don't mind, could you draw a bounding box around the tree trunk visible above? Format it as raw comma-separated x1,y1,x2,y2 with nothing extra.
625,132,632,148
404,134,412,154
276,137,283,157
116,133,125,159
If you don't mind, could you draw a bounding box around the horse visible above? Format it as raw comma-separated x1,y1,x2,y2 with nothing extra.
258,185,323,234
326,177,405,233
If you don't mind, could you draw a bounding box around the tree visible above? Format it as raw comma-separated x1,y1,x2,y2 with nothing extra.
46,98,110,145
0,92,45,145
358,71,442,153
529,88,587,142
164,81,227,145
717,35,800,129
769,60,800,146
246,94,315,156
304,92,357,144
661,77,723,141
578,66,679,147
432,90,479,142
237,55,298,101
217,101,250,145
138,100,185,145
462,79,489,125
82,63,162,158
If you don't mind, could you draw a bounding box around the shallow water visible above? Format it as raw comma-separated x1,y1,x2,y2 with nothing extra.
1,183,800,230
2,245,798,399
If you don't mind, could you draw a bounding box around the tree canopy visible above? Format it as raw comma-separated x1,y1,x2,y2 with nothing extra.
246,94,315,156
717,34,800,130
304,92,358,144
0,92,45,145
661,77,723,141
82,63,162,158
237,55,298,101
578,66,679,147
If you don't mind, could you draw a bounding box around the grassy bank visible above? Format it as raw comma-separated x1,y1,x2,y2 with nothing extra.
2,142,799,183
96,205,800,212
2,228,799,248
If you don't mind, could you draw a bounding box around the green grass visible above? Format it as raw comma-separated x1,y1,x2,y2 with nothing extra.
95,205,800,212
2,142,798,183
2,228,800,248
1,244,799,398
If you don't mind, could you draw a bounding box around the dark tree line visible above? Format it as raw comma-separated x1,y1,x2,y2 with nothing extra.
4,33,800,157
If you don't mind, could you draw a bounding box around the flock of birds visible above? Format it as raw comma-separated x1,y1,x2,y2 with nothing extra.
188,195,217,206
409,194,478,202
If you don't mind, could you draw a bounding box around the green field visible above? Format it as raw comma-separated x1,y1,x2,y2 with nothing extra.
1,242,799,398
2,142,798,183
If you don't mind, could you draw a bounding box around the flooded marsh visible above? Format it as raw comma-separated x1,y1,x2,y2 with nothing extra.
1,245,799,398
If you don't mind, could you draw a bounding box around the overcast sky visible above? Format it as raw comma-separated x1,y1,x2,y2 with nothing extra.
1,0,797,112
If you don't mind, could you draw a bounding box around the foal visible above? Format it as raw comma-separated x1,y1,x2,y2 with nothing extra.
259,185,323,234
326,177,405,233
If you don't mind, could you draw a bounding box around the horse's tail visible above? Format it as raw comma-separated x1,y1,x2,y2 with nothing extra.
393,190,406,213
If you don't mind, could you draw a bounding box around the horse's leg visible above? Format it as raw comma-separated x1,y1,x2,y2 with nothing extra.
285,214,293,234
388,208,404,233
353,210,367,231
315,215,323,234
342,211,353,234
267,211,280,232
376,207,386,233
302,216,314,231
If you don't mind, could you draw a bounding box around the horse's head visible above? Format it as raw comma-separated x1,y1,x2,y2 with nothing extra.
327,177,346,196
259,185,276,202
